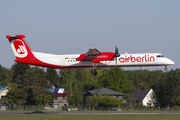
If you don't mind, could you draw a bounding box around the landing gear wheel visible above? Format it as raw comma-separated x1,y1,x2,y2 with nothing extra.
91,69,97,75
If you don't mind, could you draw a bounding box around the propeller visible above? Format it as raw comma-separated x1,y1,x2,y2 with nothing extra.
114,46,120,64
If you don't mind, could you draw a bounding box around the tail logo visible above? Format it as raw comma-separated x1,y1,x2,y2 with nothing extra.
16,45,26,54
11,39,28,58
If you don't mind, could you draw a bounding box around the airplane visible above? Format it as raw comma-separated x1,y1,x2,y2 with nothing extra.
6,35,175,75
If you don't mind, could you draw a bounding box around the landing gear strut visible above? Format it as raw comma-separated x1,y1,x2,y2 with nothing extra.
164,65,168,71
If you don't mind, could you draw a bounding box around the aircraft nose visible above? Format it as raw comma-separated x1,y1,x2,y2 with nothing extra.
171,60,175,65
169,59,175,65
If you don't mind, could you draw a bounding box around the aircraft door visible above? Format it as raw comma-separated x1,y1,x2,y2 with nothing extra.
60,59,65,66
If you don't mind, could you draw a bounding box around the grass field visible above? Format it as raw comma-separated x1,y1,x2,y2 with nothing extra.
0,114,180,120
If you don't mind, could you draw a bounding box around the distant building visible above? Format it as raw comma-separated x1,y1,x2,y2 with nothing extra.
129,87,157,106
81,87,125,105
0,86,10,99
45,88,69,110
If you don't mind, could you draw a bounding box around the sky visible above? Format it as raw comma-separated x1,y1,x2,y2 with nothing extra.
0,0,180,71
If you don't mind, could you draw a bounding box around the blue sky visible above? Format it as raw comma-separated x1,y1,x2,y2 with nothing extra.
0,0,180,71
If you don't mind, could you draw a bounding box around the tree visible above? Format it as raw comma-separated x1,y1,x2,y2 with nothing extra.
59,69,78,105
0,64,3,82
98,95,122,107
46,68,59,86
71,80,83,106
11,63,30,83
134,74,138,87
7,63,53,105
86,94,123,108
156,69,180,107
75,68,88,86
0,65,11,86
7,83,27,105
31,67,47,87
7,63,31,104
86,94,99,110
99,68,133,93
126,70,151,88
85,68,102,88
34,92,52,107
146,70,163,88
127,97,136,107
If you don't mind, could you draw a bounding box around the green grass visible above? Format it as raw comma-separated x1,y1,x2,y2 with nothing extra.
0,114,180,120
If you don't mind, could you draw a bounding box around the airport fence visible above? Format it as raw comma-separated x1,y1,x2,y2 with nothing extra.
1,104,180,112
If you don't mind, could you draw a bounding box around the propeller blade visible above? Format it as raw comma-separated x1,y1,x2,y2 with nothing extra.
114,46,120,64
115,57,117,64
115,46,120,57
115,46,118,55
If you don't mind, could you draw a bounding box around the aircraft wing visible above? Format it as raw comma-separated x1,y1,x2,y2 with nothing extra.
76,48,115,63
87,48,101,56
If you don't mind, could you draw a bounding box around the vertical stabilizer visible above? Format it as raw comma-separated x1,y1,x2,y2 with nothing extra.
6,35,35,63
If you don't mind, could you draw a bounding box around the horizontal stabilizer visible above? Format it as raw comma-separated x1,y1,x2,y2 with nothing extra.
6,35,25,42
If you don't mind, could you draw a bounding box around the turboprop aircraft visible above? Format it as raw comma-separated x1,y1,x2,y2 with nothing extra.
6,35,175,75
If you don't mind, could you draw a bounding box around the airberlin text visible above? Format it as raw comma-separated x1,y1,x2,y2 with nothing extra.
119,55,155,63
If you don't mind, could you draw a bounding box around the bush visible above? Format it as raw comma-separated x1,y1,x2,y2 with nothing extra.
86,94,123,107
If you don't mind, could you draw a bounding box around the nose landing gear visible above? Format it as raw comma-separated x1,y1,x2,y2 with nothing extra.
164,65,168,71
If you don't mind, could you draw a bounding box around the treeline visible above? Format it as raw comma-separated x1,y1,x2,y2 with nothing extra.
0,63,180,107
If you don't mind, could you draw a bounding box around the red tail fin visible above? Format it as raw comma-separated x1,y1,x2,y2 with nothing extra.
6,35,35,63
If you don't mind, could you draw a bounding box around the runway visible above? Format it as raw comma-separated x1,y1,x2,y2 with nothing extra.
1,111,180,115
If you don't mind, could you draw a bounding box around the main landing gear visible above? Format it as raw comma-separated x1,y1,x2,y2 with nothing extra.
164,65,168,71
91,69,97,75
91,63,98,75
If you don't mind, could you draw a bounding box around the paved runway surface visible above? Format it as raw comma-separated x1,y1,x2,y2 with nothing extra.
1,111,180,115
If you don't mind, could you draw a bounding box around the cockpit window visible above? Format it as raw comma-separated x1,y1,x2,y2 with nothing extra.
157,55,165,57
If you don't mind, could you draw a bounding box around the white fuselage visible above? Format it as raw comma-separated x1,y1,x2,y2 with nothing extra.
6,35,175,71
33,51,174,68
